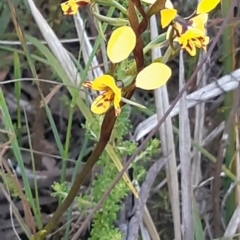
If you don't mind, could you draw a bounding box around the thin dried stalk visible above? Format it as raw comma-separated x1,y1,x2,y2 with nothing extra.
150,16,181,240
192,51,207,186
179,50,193,239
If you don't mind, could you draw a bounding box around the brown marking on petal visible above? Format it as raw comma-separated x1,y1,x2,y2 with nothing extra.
96,102,104,108
192,37,206,49
65,6,73,15
102,91,114,101
95,95,111,108
186,41,193,52
82,81,93,89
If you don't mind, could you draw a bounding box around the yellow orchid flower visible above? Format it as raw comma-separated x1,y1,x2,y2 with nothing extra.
61,0,90,15
167,21,209,56
83,75,122,116
175,26,210,56
140,0,219,56
82,26,136,116
160,0,220,29
162,0,219,56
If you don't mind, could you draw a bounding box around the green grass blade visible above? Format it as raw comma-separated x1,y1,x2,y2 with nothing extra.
193,196,205,240
80,6,115,81
61,104,74,184
13,51,22,139
221,0,236,225
44,104,64,157
24,35,92,121
23,108,42,228
0,89,36,220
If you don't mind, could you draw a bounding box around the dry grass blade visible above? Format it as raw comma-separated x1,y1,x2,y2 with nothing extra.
129,183,161,240
192,51,207,186
142,205,161,240
0,184,23,240
150,16,181,240
179,50,193,239
1,158,36,237
224,205,240,237
127,157,167,240
26,0,82,87
73,12,103,79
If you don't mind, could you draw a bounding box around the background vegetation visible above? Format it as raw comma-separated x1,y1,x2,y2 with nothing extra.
0,0,240,239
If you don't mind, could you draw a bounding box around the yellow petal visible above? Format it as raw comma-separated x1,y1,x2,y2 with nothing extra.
166,25,173,40
61,0,90,15
92,75,121,100
182,27,205,40
91,75,113,91
160,9,177,28
191,38,202,48
113,96,121,116
184,40,197,56
91,91,113,115
107,26,136,63
61,1,78,15
192,36,210,50
204,36,210,46
196,0,220,14
136,62,172,90
190,13,208,32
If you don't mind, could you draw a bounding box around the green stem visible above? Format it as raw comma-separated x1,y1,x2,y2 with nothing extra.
221,0,236,225
23,109,42,228
61,103,74,185
97,0,128,15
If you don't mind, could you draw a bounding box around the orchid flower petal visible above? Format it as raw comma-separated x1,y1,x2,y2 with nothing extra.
91,91,112,115
190,13,208,32
196,0,220,14
160,9,177,28
61,0,90,15
113,96,121,116
136,62,172,90
107,26,136,63
91,75,114,91
92,75,121,100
